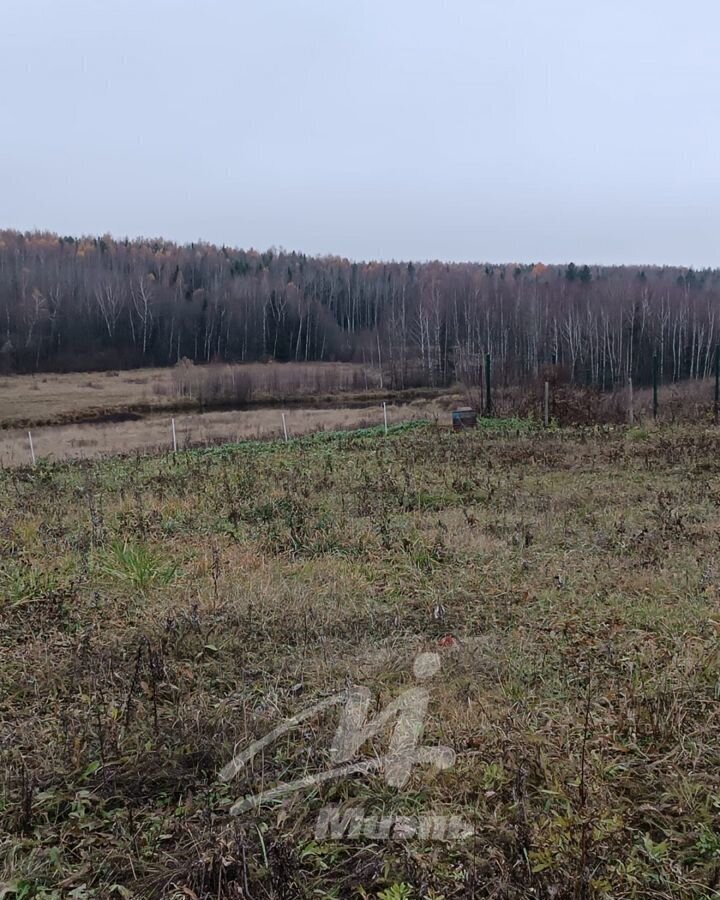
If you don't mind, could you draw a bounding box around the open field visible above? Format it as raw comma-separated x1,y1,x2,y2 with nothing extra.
2,422,720,898
0,401,443,467
0,363,388,430
0,367,182,427
2,360,718,438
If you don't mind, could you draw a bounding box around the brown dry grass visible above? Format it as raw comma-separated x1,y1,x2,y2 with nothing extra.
0,400,444,467
0,368,170,427
163,359,382,406
3,422,720,897
0,362,385,429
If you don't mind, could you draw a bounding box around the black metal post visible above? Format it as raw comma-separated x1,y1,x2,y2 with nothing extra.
652,352,658,420
485,353,492,416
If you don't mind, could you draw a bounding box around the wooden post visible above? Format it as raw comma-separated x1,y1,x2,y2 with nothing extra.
28,431,36,465
171,417,177,453
382,401,388,435
281,413,288,442
652,353,659,421
544,381,550,427
485,353,492,416
628,377,634,425
715,345,719,423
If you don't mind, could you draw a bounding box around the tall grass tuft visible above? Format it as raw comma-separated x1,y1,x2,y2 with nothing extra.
98,540,177,593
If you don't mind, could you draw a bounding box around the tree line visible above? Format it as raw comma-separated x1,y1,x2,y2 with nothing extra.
1,229,718,389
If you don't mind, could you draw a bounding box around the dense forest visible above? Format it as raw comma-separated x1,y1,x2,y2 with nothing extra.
1,229,718,388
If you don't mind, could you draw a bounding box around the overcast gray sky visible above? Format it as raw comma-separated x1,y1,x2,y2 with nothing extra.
2,0,718,266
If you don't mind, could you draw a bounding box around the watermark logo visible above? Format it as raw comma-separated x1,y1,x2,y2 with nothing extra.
218,651,472,840
314,805,472,842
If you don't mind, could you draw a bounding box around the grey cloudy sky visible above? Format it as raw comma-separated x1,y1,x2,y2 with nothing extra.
2,0,718,266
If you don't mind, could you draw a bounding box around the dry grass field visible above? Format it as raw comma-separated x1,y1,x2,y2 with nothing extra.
0,401,442,467
2,363,716,436
0,368,174,427
0,363,385,430
2,421,720,898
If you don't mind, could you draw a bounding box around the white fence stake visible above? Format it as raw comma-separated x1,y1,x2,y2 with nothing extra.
383,401,388,435
28,430,36,465
171,417,177,453
282,413,288,442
